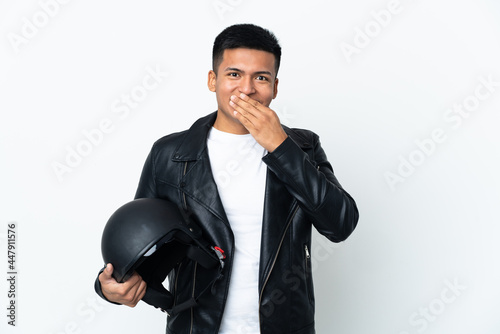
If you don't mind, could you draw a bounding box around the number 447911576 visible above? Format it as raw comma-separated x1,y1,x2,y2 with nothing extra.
7,223,16,271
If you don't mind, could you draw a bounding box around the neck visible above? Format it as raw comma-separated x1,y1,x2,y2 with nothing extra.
213,110,249,134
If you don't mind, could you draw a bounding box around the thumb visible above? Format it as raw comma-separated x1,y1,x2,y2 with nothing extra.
101,263,115,280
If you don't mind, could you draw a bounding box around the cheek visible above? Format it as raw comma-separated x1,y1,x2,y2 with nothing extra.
217,78,236,90
215,82,236,109
258,86,276,104
214,80,228,95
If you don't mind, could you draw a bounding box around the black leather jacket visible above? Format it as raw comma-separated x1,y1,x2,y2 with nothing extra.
96,112,358,334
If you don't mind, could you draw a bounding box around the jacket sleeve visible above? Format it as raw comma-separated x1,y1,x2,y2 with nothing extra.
262,134,359,242
134,145,159,199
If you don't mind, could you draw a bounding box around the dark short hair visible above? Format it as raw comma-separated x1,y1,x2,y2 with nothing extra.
212,24,282,77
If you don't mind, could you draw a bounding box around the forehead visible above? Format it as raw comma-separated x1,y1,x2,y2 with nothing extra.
219,48,276,74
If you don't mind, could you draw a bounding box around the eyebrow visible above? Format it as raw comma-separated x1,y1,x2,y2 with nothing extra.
224,67,273,77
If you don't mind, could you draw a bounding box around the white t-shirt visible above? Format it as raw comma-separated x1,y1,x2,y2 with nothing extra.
206,127,267,334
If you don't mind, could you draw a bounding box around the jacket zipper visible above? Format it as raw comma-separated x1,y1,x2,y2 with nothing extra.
258,204,299,327
181,161,195,333
182,162,188,210
189,262,198,334
304,244,313,303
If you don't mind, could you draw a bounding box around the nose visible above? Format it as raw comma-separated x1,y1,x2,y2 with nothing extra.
238,76,255,95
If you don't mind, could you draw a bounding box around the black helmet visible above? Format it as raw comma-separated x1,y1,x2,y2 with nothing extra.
100,198,225,315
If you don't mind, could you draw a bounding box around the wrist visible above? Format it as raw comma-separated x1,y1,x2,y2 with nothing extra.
266,132,288,153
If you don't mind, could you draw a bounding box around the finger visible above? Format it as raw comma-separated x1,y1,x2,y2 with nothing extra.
122,273,147,307
125,281,147,307
101,271,146,306
232,104,256,131
230,97,260,126
229,95,249,113
133,278,148,304
126,271,143,286
99,263,115,282
124,272,145,296
104,263,113,276
238,93,261,108
231,94,262,113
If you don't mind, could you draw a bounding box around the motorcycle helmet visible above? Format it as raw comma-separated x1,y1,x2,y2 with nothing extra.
100,198,225,315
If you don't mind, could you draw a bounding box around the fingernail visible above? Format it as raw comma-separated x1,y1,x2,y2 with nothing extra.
230,95,236,100
239,93,246,98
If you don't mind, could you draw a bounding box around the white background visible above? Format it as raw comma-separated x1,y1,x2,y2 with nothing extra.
1,0,499,333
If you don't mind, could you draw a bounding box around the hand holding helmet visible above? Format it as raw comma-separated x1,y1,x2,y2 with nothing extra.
96,198,225,315
98,263,146,307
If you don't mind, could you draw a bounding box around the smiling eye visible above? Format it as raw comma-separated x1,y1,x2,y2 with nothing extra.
228,72,239,78
256,75,268,81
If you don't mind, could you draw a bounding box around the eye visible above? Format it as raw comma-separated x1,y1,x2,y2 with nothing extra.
256,75,268,81
228,72,239,78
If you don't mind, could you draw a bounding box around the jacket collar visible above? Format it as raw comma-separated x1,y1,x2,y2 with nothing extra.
171,111,311,162
172,112,218,162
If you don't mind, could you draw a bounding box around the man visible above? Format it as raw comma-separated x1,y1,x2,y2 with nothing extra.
96,23,359,334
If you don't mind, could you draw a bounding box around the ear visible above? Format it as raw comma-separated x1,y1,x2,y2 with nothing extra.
208,70,217,92
272,78,279,99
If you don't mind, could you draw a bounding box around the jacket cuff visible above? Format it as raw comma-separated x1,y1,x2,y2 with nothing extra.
265,136,297,160
263,136,305,165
